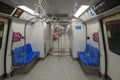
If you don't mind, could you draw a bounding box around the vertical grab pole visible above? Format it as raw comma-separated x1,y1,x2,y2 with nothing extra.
57,26,60,60
58,34,60,60
61,31,62,55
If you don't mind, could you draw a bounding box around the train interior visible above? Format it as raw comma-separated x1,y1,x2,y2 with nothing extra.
0,0,120,80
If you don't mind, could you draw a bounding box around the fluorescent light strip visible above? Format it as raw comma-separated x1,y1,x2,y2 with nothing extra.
18,5,39,15
74,5,89,17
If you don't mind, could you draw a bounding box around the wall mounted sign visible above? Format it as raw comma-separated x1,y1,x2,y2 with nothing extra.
93,32,99,43
13,32,22,42
12,8,23,18
0,1,15,15
88,8,95,17
93,0,119,15
75,26,81,30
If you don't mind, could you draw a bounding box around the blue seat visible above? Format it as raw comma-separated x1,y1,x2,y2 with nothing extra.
78,44,100,67
25,51,39,64
12,47,24,66
12,43,40,67
78,52,87,65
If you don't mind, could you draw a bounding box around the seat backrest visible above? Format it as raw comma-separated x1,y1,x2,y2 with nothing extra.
86,44,92,53
23,43,33,53
93,48,100,57
85,44,100,67
12,47,23,65
86,44,100,58
85,44,89,52
12,47,23,59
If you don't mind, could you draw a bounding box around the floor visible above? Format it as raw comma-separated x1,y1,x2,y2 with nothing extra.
5,33,100,80
5,55,100,80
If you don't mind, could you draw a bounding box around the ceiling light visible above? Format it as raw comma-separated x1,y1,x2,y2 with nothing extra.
18,5,39,15
74,5,89,17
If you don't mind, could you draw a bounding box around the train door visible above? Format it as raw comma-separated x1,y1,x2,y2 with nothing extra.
102,13,120,80
0,17,9,77
51,23,70,57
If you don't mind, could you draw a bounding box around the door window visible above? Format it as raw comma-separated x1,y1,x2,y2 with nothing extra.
0,21,4,49
106,20,120,55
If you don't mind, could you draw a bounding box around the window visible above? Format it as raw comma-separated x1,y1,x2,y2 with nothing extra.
0,21,4,49
106,20,120,55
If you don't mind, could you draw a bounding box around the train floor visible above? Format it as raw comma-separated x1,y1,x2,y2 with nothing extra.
5,55,100,80
5,33,100,80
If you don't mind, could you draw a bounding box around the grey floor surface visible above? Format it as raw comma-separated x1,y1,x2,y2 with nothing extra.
5,56,100,80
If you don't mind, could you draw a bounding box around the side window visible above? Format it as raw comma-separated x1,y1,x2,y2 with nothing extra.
0,21,4,49
106,20,120,55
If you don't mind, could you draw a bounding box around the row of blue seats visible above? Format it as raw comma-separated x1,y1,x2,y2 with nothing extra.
78,44,100,67
12,43,40,67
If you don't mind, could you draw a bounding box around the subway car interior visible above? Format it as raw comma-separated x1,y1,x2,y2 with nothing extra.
0,0,120,80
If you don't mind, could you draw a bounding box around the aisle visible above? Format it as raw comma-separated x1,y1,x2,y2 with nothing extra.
5,56,100,80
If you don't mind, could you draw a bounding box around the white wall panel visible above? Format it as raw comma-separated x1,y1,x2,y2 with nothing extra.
11,20,31,48
20,12,29,20
6,19,31,74
29,22,45,58
71,19,86,58
85,19,105,75
86,19,100,48
20,12,34,21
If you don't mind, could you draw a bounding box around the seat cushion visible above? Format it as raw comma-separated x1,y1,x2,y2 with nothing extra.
25,51,40,64
25,53,34,64
16,57,24,66
78,52,87,65
32,51,40,58
13,57,25,67
86,44,100,67
87,57,100,67
12,47,24,66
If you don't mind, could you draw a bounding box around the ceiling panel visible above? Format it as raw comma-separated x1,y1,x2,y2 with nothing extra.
0,0,95,17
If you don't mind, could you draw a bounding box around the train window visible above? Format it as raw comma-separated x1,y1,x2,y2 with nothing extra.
0,21,4,49
106,20,120,55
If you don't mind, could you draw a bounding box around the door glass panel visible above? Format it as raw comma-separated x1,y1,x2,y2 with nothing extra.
106,20,120,55
0,21,4,49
